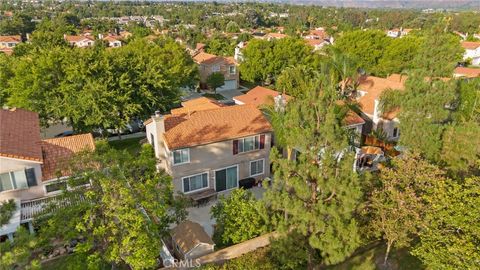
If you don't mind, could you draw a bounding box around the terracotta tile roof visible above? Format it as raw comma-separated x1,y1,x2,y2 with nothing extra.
0,48,13,55
40,134,95,181
454,67,480,78
193,52,235,65
308,29,328,39
305,39,327,47
233,86,292,107
265,33,288,39
344,110,365,126
172,220,214,254
0,35,21,43
162,104,272,150
103,35,120,42
64,35,95,43
171,97,224,115
461,41,480,50
356,75,405,117
0,108,43,162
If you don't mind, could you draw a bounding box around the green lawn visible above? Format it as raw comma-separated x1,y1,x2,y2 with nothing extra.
203,93,226,100
108,137,144,155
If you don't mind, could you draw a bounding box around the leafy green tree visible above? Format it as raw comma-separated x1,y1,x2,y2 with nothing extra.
413,23,463,77
206,72,225,93
36,142,187,269
204,33,236,56
367,152,445,265
0,13,35,36
412,177,480,269
211,188,269,247
334,30,391,75
265,74,362,268
0,227,39,270
0,199,16,226
240,37,312,84
377,35,421,76
225,21,240,33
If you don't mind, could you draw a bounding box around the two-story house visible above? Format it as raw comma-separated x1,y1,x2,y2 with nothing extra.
145,103,272,199
193,52,239,91
0,108,95,240
355,75,405,141
102,35,122,48
461,41,480,66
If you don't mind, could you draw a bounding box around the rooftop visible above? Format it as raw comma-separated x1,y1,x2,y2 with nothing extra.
160,104,272,150
454,66,480,78
461,41,480,50
171,97,224,115
0,35,21,43
233,86,292,107
172,220,214,254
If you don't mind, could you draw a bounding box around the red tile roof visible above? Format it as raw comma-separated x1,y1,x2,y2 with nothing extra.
40,134,95,181
461,41,480,50
162,105,272,149
0,108,43,162
171,97,224,115
356,75,405,119
64,35,95,43
454,67,480,78
0,35,21,43
233,86,292,107
193,52,235,65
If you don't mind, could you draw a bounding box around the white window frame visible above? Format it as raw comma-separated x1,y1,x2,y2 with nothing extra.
212,65,220,72
182,172,209,194
214,165,239,192
238,135,261,154
249,159,265,177
392,127,400,138
0,170,29,193
172,148,190,165
229,65,236,75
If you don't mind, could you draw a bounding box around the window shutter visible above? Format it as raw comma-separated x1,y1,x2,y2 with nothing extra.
25,168,37,187
259,135,265,149
233,140,239,155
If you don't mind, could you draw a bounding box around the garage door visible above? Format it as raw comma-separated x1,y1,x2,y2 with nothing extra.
217,80,237,91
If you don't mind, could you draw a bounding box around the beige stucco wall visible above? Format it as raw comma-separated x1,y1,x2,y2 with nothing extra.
156,132,272,195
198,60,239,89
0,157,45,202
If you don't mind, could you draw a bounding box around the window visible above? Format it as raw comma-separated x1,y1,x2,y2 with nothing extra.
229,65,236,74
45,181,67,194
212,65,220,72
183,172,208,193
250,159,264,177
173,149,190,165
215,166,238,192
393,127,399,138
0,170,30,192
233,135,265,155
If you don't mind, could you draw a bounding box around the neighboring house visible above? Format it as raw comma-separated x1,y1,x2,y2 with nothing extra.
64,34,95,48
233,86,292,107
305,38,331,51
145,103,272,198
171,97,224,115
461,41,480,66
264,32,288,41
454,66,480,78
0,108,95,240
386,28,412,38
193,52,239,91
355,75,405,141
304,28,329,40
102,35,122,47
0,35,21,55
303,28,333,51
171,220,214,260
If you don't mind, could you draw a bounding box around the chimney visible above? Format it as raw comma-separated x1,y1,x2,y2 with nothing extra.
153,110,165,135
373,99,380,124
98,33,104,40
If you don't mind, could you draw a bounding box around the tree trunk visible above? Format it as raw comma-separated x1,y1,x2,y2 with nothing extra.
384,241,392,265
117,129,122,140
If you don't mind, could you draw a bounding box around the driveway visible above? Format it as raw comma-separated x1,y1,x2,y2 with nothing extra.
217,89,245,101
186,187,265,237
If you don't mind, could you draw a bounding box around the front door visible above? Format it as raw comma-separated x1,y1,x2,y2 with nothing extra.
215,166,238,192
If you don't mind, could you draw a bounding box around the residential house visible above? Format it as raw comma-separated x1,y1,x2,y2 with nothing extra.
0,108,95,240
454,66,480,78
64,34,95,48
461,41,480,66
264,32,288,41
171,220,214,260
386,28,412,38
0,35,21,55
355,75,405,141
193,52,239,91
145,103,273,198
102,35,122,47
